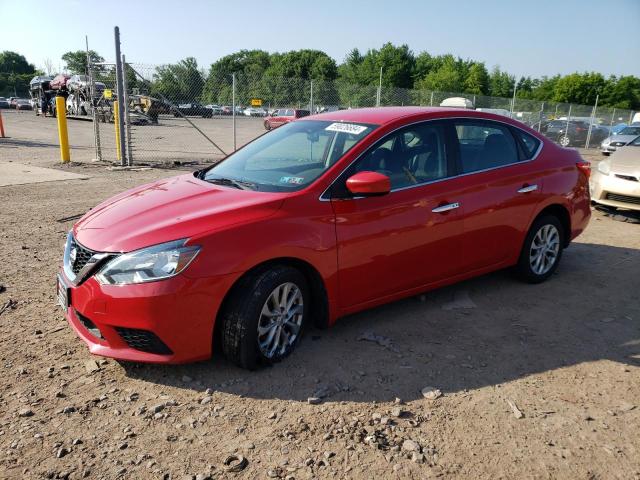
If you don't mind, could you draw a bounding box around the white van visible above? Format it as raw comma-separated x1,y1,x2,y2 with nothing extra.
439,97,474,109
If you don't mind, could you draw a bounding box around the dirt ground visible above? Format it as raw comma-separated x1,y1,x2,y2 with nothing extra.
0,112,639,480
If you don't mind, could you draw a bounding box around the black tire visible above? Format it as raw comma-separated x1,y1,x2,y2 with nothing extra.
515,215,564,284
264,121,271,131
220,265,309,370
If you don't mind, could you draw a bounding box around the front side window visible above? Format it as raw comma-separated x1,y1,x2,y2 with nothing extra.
343,121,450,191
203,120,376,192
453,120,519,173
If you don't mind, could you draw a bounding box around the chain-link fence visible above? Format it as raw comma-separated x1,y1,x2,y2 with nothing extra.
87,63,637,166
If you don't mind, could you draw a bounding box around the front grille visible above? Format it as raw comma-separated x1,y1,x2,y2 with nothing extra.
615,174,638,182
605,192,640,205
69,237,96,274
76,311,103,339
115,327,173,355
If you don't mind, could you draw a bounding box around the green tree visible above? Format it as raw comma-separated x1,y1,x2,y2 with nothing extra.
202,50,271,104
464,63,489,94
61,50,105,74
151,57,204,103
416,57,462,93
552,72,605,105
488,66,515,97
600,75,640,110
0,51,35,74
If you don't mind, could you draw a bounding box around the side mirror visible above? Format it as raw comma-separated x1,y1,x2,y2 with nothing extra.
345,171,391,197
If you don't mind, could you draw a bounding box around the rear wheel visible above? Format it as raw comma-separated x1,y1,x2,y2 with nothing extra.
559,135,571,147
515,215,564,283
220,266,308,369
264,121,271,131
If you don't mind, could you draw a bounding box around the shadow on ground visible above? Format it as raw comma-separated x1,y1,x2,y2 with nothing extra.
121,242,640,403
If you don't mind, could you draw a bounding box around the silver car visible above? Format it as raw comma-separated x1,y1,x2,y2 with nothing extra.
600,125,640,155
591,136,640,211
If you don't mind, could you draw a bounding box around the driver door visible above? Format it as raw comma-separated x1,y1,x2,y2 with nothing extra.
330,121,468,310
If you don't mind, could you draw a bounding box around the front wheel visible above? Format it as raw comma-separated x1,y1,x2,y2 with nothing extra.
220,266,309,369
558,135,571,147
515,215,564,283
264,121,271,130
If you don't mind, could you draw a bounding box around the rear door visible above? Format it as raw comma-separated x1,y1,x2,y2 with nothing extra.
448,119,545,270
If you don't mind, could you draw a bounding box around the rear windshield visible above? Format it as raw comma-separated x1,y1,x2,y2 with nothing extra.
203,120,377,192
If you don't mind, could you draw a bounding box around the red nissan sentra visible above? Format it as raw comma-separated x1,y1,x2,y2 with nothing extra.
57,107,591,369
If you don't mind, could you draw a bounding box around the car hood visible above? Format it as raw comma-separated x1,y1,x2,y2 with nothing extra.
610,147,640,175
605,134,637,144
73,173,285,252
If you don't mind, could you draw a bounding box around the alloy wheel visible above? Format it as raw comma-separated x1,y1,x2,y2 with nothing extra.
559,135,571,147
257,282,304,358
529,224,560,275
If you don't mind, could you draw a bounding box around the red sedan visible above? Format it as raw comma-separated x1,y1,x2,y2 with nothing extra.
264,108,310,130
58,107,591,368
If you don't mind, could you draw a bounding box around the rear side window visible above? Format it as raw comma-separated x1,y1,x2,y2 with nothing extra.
452,120,519,173
513,129,541,159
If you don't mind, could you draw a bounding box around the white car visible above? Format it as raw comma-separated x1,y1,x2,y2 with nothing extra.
591,136,640,211
600,125,640,155
243,107,267,117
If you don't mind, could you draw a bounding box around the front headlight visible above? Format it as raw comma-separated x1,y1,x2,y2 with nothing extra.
597,161,611,176
96,239,200,285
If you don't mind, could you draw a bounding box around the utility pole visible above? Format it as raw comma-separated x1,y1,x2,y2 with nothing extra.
232,73,236,151
585,94,599,149
114,26,127,166
376,66,383,107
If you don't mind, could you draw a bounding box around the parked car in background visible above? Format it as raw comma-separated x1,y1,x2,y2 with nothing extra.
0,97,9,108
591,136,640,211
173,103,213,118
8,97,18,108
543,119,608,147
205,104,223,115
600,125,640,155
220,106,233,115
15,98,33,111
57,107,590,368
243,107,266,117
264,108,310,130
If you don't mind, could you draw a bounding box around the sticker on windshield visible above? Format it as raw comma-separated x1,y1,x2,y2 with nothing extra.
325,122,368,135
279,176,304,185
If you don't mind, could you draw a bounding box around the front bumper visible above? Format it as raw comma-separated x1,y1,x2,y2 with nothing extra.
590,170,640,212
58,269,237,363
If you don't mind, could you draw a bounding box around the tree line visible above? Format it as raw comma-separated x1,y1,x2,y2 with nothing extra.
2,44,639,111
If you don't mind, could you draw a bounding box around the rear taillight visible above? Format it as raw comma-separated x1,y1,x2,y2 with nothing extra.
576,161,591,179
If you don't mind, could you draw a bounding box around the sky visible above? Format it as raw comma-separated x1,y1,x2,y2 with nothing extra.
1,0,639,79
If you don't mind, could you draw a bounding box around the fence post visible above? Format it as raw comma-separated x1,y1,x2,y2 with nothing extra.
609,108,616,127
376,66,382,107
585,94,599,149
629,111,634,125
87,45,102,162
114,26,127,166
55,96,70,163
113,100,122,161
121,55,133,165
538,102,545,132
563,105,572,147
0,110,5,138
429,91,434,106
309,79,314,114
232,73,236,152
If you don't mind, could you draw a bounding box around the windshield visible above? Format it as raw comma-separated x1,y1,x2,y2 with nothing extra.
203,120,377,192
619,127,640,136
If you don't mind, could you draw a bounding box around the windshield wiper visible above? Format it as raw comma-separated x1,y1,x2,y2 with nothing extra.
205,176,257,190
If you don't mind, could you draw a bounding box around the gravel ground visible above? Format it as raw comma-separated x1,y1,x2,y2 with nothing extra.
0,113,639,480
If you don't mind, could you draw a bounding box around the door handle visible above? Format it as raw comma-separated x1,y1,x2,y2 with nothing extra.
517,184,538,194
432,202,460,213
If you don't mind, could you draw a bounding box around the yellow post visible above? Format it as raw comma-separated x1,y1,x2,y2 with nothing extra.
55,96,70,163
113,100,121,161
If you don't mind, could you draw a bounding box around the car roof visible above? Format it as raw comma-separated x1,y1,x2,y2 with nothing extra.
304,106,533,128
